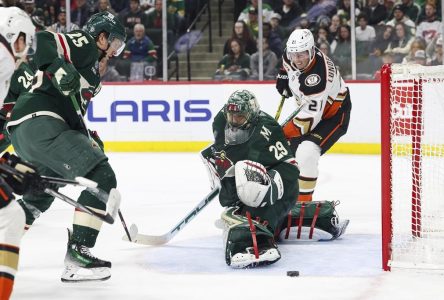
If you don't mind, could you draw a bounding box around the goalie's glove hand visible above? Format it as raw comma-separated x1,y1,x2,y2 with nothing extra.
276,69,292,98
0,152,48,195
46,57,81,97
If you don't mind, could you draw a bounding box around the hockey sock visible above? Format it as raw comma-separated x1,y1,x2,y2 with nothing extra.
72,161,117,247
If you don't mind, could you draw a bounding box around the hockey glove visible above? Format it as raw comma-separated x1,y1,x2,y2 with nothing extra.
46,57,81,97
0,177,15,208
0,152,47,195
234,160,284,208
276,69,292,98
89,129,104,151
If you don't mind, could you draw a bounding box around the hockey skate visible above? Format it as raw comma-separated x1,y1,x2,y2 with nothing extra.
61,229,111,282
229,245,281,269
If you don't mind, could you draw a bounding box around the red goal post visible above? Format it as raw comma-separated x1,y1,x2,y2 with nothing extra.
381,63,444,271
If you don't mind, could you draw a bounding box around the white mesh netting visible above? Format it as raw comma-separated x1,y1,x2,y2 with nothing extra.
389,64,444,270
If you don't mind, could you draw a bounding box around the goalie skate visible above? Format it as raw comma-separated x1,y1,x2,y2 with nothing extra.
61,229,111,282
229,247,281,269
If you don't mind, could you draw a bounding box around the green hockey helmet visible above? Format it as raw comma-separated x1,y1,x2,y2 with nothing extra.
224,90,260,128
83,11,126,56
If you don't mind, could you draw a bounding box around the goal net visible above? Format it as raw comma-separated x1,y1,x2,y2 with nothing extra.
381,63,444,271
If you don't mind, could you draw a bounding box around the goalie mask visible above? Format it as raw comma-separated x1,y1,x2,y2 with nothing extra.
223,90,260,145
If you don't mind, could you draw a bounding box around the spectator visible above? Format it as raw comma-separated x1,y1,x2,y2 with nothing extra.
417,0,440,23
383,0,396,23
111,0,128,13
319,41,331,56
223,20,257,56
145,0,178,34
374,52,395,80
238,0,274,23
270,12,285,39
356,13,376,42
23,0,36,16
401,38,426,63
328,14,341,43
370,25,395,59
332,25,352,76
121,0,147,38
48,7,80,33
412,49,427,65
95,0,117,15
386,4,416,35
416,2,441,44
337,0,361,25
274,0,304,32
244,7,259,37
384,22,414,63
215,38,250,80
44,4,57,26
401,0,420,24
71,0,92,27
430,36,443,66
362,0,388,27
249,38,278,80
315,25,330,47
263,22,283,58
123,23,157,63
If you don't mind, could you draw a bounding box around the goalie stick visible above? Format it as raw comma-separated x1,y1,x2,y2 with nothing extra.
123,186,220,245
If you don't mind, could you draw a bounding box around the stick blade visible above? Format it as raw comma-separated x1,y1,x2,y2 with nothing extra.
122,224,171,246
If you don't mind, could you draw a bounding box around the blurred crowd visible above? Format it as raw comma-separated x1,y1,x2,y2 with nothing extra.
0,0,205,80
215,0,443,81
1,0,442,81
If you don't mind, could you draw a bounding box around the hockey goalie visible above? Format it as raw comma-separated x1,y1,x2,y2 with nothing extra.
201,90,348,269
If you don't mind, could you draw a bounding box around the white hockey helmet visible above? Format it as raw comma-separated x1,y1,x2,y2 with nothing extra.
0,7,36,58
286,29,315,70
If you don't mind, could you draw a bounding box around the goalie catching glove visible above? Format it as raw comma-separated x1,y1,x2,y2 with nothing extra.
234,160,284,208
46,57,81,96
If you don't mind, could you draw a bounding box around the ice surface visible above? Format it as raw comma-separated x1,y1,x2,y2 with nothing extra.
12,154,444,300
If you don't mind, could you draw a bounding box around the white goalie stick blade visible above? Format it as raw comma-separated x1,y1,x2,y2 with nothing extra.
123,187,220,246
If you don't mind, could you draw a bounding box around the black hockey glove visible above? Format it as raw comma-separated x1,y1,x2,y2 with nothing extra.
276,69,292,98
0,177,15,208
0,152,48,195
89,129,104,151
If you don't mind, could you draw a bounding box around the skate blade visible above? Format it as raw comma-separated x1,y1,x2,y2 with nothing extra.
61,266,111,283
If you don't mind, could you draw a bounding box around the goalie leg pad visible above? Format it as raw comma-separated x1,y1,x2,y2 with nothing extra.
278,201,349,241
221,207,281,268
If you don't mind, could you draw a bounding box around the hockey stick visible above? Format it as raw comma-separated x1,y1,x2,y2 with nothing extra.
69,95,131,239
44,188,118,224
279,98,307,127
274,95,286,121
123,186,220,246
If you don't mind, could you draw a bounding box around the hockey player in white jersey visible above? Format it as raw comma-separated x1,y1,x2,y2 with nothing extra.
0,6,35,300
275,29,351,240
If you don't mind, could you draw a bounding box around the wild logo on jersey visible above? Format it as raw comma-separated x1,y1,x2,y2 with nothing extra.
214,150,234,178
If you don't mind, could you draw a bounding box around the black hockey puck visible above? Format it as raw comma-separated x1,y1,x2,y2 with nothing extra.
286,271,299,277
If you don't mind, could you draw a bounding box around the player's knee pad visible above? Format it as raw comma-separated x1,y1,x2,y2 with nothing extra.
278,200,349,241
295,141,321,178
0,201,26,246
221,207,278,267
86,160,117,193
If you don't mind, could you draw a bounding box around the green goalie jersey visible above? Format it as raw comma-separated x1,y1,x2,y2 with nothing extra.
7,30,101,131
209,110,299,214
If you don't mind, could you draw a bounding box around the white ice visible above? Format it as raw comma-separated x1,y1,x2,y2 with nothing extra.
12,153,444,300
